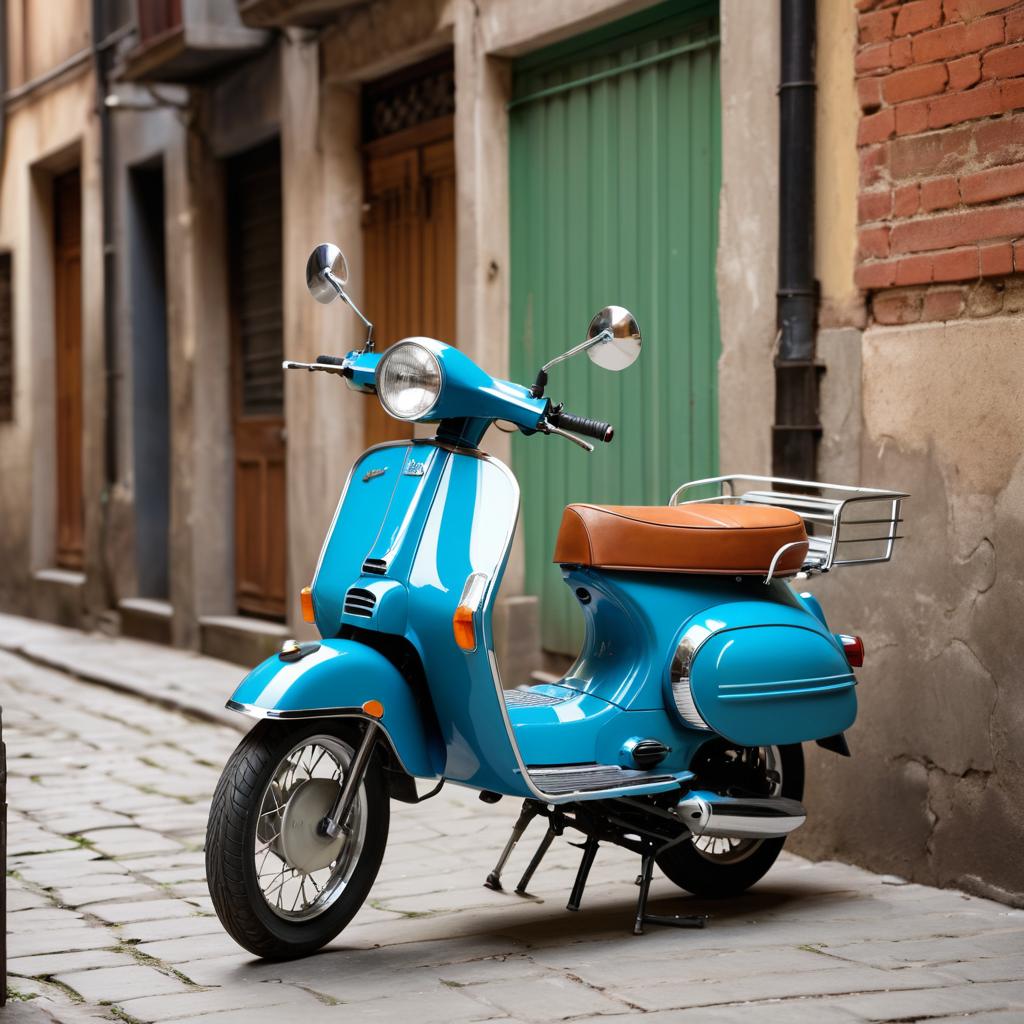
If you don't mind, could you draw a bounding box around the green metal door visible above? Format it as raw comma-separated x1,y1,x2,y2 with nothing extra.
509,1,722,656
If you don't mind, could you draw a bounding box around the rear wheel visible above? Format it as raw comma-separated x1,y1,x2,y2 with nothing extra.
206,719,389,959
656,742,804,898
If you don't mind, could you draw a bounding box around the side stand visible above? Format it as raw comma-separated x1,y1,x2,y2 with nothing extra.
484,801,539,891
633,852,705,935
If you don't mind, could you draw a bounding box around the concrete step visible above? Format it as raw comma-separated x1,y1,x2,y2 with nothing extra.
198,614,289,668
118,598,173,646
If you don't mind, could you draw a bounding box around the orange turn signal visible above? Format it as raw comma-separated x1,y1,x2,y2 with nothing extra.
362,699,385,719
300,586,315,623
452,605,476,652
452,573,487,653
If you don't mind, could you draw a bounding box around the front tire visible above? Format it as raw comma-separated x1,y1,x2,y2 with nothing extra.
206,719,389,959
657,743,804,899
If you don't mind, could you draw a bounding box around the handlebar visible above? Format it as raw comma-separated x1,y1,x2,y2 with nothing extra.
548,407,614,444
315,354,348,366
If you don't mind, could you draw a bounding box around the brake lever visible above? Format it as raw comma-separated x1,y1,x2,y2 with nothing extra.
282,359,350,377
544,422,594,453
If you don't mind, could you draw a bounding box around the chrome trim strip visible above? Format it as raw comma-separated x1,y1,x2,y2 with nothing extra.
224,700,423,778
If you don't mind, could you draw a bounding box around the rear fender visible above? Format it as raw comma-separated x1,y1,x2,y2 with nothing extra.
227,639,443,779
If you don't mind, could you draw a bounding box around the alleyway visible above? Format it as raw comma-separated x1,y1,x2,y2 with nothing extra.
2,615,1023,1024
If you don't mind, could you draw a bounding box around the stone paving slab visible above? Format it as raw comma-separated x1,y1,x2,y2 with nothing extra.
0,618,1023,1024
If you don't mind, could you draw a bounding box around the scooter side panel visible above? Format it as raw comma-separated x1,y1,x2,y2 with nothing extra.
688,616,857,747
227,639,445,778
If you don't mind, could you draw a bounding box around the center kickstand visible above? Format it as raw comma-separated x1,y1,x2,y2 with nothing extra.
484,801,539,891
633,851,706,935
566,835,600,912
515,825,557,896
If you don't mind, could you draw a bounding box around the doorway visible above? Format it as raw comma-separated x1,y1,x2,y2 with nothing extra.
53,168,83,570
362,56,456,447
129,162,170,599
226,138,286,620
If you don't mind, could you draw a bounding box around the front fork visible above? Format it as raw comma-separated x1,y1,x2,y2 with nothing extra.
318,720,380,839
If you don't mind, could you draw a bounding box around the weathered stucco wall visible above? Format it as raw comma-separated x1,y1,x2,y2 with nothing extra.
797,315,1024,904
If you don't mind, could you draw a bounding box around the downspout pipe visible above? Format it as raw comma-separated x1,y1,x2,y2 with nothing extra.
773,0,821,480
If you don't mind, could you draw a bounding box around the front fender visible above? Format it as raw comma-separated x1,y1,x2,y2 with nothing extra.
227,639,443,779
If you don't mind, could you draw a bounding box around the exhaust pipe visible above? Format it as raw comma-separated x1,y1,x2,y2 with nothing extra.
675,790,806,840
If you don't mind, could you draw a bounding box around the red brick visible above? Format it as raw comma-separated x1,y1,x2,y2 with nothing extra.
983,41,1024,78
859,189,893,222
972,112,1024,166
855,260,899,289
873,289,924,323
1014,238,1024,269
979,241,1015,273
860,8,896,42
883,62,949,102
960,162,1024,202
927,80,1003,127
947,53,982,89
858,76,884,110
895,0,943,35
894,183,921,215
888,124,973,180
921,287,966,320
892,37,915,67
921,175,962,210
860,106,897,144
895,253,936,283
856,41,894,73
1007,8,1024,42
1000,75,1024,109
912,15,1004,62
859,225,892,258
860,144,888,187
932,246,982,279
891,203,1024,251
942,0,1019,22
895,99,931,134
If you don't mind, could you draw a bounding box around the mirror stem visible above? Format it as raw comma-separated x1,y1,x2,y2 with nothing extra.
324,270,375,352
540,329,613,375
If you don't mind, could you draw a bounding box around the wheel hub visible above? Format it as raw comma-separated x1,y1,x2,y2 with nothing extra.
279,778,346,873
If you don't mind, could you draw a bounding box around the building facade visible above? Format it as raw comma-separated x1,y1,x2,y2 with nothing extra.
0,0,1021,901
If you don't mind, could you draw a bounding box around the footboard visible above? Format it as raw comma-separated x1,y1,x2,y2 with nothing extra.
669,475,909,576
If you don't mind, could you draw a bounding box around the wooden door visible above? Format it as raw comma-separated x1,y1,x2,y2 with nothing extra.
227,140,286,620
362,124,456,447
54,169,83,570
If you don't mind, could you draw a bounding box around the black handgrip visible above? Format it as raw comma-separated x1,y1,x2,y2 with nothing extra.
316,354,347,366
550,409,614,443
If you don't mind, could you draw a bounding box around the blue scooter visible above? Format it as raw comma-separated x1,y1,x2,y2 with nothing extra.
206,242,908,959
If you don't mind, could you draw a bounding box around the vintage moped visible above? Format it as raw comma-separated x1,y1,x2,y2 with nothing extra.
205,242,908,959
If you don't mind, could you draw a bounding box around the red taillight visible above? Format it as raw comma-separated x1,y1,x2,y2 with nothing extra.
839,634,864,668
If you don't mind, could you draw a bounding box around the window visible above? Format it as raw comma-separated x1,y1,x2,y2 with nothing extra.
0,252,12,422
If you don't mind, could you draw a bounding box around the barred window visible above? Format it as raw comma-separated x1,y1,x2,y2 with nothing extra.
0,252,12,422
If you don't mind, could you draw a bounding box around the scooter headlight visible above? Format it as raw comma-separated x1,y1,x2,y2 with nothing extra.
376,340,442,421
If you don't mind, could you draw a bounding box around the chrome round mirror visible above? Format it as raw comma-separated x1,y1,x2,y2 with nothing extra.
586,305,642,371
305,242,349,304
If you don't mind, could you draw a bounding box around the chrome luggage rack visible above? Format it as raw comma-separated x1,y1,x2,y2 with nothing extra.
669,474,909,578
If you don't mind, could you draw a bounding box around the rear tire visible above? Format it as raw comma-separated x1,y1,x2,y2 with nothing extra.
656,743,804,899
206,719,389,959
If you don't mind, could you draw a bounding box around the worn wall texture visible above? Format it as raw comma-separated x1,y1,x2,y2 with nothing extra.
786,0,1024,905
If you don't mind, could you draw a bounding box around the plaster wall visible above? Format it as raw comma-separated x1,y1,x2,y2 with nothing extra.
4,0,89,89
798,317,1024,904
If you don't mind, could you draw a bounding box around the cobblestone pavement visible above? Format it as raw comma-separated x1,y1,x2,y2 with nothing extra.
1,619,1023,1023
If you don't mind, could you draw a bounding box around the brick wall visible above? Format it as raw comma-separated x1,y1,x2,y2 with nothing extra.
855,0,1024,324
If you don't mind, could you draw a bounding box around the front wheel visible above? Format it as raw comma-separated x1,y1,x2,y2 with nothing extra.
657,742,804,899
205,719,389,959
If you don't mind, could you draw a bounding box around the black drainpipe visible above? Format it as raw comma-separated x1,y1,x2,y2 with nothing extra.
774,0,821,480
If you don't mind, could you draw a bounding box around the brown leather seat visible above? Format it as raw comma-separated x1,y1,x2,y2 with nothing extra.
552,503,809,576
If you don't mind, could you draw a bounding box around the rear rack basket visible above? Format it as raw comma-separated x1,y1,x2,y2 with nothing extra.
669,474,909,577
